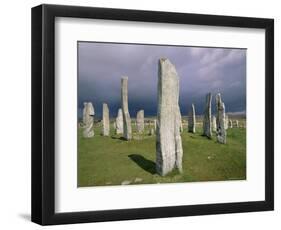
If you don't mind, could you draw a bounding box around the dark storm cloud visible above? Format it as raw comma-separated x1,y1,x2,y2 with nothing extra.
78,42,246,119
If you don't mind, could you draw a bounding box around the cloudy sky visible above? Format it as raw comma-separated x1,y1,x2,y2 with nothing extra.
78,42,246,119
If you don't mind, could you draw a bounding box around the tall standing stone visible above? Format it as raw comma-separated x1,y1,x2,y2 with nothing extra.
156,58,183,176
203,93,212,138
212,115,217,132
83,102,95,138
235,120,239,128
216,93,227,144
121,77,132,140
136,110,145,133
115,108,123,134
102,103,110,136
188,104,196,133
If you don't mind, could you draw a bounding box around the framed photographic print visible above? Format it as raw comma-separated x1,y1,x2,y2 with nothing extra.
31,4,274,225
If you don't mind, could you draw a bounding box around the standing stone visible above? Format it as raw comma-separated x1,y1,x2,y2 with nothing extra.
154,119,157,130
212,115,217,132
149,128,155,136
121,77,132,140
216,93,227,144
234,120,239,128
203,93,212,138
156,58,183,176
228,119,233,128
188,104,196,133
136,110,144,133
115,108,123,134
83,102,95,138
180,120,183,132
225,115,229,130
102,103,110,136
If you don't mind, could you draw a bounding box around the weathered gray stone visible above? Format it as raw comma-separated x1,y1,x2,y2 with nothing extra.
134,177,143,183
203,93,212,138
212,115,217,132
156,58,183,176
154,119,157,130
234,120,239,128
136,110,145,133
216,93,227,144
102,103,110,136
149,128,155,135
121,180,131,185
115,108,123,134
188,104,196,133
179,110,183,132
225,115,229,130
121,77,132,140
228,119,233,128
83,102,95,138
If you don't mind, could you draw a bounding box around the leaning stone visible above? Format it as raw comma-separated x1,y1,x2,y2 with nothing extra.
102,103,110,136
188,104,196,133
115,108,124,134
82,102,95,138
136,110,145,133
216,93,227,144
121,77,132,140
203,93,212,138
156,58,183,176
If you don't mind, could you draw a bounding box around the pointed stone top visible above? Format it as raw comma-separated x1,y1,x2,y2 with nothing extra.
121,76,128,80
216,93,222,103
160,57,168,62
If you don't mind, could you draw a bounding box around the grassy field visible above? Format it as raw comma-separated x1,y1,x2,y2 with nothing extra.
78,121,246,187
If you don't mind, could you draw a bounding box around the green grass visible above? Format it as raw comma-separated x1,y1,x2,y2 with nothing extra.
78,123,246,187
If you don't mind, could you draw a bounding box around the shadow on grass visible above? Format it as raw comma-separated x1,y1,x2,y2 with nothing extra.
111,136,128,141
128,154,156,175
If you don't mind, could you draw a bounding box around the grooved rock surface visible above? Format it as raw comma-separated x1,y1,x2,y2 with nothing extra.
188,104,196,133
83,102,95,138
115,108,124,134
156,58,183,176
121,77,132,140
136,110,145,133
102,103,110,136
216,93,227,144
203,93,212,138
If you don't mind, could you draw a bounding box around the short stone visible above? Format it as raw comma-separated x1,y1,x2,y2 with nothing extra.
121,180,131,185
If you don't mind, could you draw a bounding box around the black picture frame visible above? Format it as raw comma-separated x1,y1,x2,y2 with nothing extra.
31,4,274,225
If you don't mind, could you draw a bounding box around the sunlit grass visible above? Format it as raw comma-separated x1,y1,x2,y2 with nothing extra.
78,122,246,187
